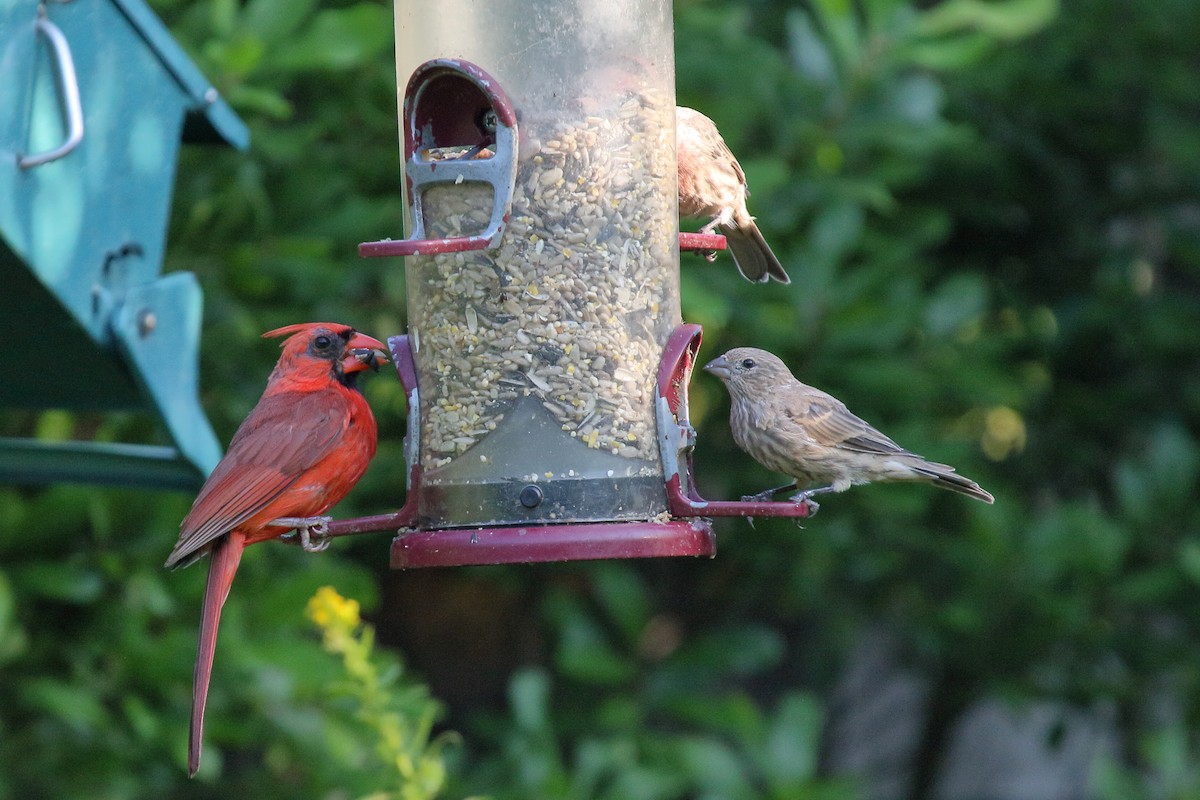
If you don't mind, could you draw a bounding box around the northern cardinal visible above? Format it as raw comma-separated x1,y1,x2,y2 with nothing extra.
704,348,993,509
676,106,790,285
165,322,387,776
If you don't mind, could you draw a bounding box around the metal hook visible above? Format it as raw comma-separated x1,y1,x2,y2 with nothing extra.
18,9,85,169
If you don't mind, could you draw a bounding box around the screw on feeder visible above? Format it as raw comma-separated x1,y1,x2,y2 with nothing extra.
478,108,498,135
519,484,544,509
138,309,157,337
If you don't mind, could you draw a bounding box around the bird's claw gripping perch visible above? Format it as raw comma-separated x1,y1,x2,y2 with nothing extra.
695,220,721,262
736,479,819,526
739,481,821,521
271,516,334,552
740,481,800,504
788,489,830,519
793,498,819,518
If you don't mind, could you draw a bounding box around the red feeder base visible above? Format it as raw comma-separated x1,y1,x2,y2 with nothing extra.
391,518,715,568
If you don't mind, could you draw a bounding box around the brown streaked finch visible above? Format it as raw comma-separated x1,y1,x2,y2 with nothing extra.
704,348,994,510
676,106,790,285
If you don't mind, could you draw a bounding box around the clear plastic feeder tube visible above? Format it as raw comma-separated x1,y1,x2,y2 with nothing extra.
395,0,680,527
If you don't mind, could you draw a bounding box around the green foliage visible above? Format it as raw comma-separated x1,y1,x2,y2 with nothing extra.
457,564,856,799
306,586,453,800
3,0,1200,796
1093,723,1200,800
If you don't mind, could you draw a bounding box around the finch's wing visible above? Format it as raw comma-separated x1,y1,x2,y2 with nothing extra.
722,140,747,190
783,390,914,456
696,115,747,189
167,390,349,567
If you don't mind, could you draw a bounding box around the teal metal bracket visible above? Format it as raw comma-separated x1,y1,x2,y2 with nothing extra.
0,440,205,491
111,272,222,477
0,0,244,490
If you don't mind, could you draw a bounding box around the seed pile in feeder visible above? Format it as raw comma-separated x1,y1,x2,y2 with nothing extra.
408,88,679,472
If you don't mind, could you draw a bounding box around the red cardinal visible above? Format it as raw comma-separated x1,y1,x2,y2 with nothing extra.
165,322,387,777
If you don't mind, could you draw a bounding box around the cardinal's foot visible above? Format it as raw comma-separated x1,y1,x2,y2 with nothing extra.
272,516,334,552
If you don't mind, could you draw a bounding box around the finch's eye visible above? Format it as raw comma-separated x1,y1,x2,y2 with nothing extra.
740,358,756,369
314,334,333,349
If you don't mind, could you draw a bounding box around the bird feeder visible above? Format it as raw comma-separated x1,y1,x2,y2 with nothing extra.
0,0,248,489
332,0,813,566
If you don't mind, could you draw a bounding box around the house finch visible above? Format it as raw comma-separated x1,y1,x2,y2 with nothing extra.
704,348,994,508
676,106,790,284
166,322,387,776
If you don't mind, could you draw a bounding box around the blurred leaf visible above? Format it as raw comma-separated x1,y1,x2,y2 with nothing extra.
272,4,394,72
663,625,786,683
764,693,824,785
0,571,26,664
807,200,865,264
226,84,294,120
242,0,318,44
924,272,988,336
675,736,754,796
11,561,104,604
888,73,945,125
555,622,638,686
905,31,997,70
661,691,765,742
786,9,839,88
547,588,638,686
22,679,107,735
1179,540,1200,586
918,0,1059,40
807,0,862,79
590,563,651,645
510,668,552,734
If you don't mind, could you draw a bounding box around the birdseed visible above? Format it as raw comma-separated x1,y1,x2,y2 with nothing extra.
407,88,678,472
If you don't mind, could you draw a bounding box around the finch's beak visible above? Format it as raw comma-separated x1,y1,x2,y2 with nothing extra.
703,354,731,381
342,332,389,374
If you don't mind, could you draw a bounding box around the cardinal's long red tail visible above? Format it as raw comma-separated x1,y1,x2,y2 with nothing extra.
189,530,246,777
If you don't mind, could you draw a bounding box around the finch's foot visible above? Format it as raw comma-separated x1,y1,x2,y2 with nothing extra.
699,220,718,235
271,516,334,552
703,249,718,263
793,498,819,518
788,487,833,518
741,481,800,503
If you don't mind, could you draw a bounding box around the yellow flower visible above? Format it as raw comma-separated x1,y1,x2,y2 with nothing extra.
306,585,362,631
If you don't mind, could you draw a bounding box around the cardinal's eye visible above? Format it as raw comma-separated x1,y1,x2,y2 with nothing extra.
741,358,756,369
314,334,333,349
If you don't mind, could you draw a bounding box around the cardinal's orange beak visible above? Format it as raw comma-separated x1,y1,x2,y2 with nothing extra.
342,332,388,374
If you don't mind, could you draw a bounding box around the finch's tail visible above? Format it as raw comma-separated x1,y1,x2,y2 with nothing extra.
189,531,245,777
722,222,791,284
912,463,995,504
